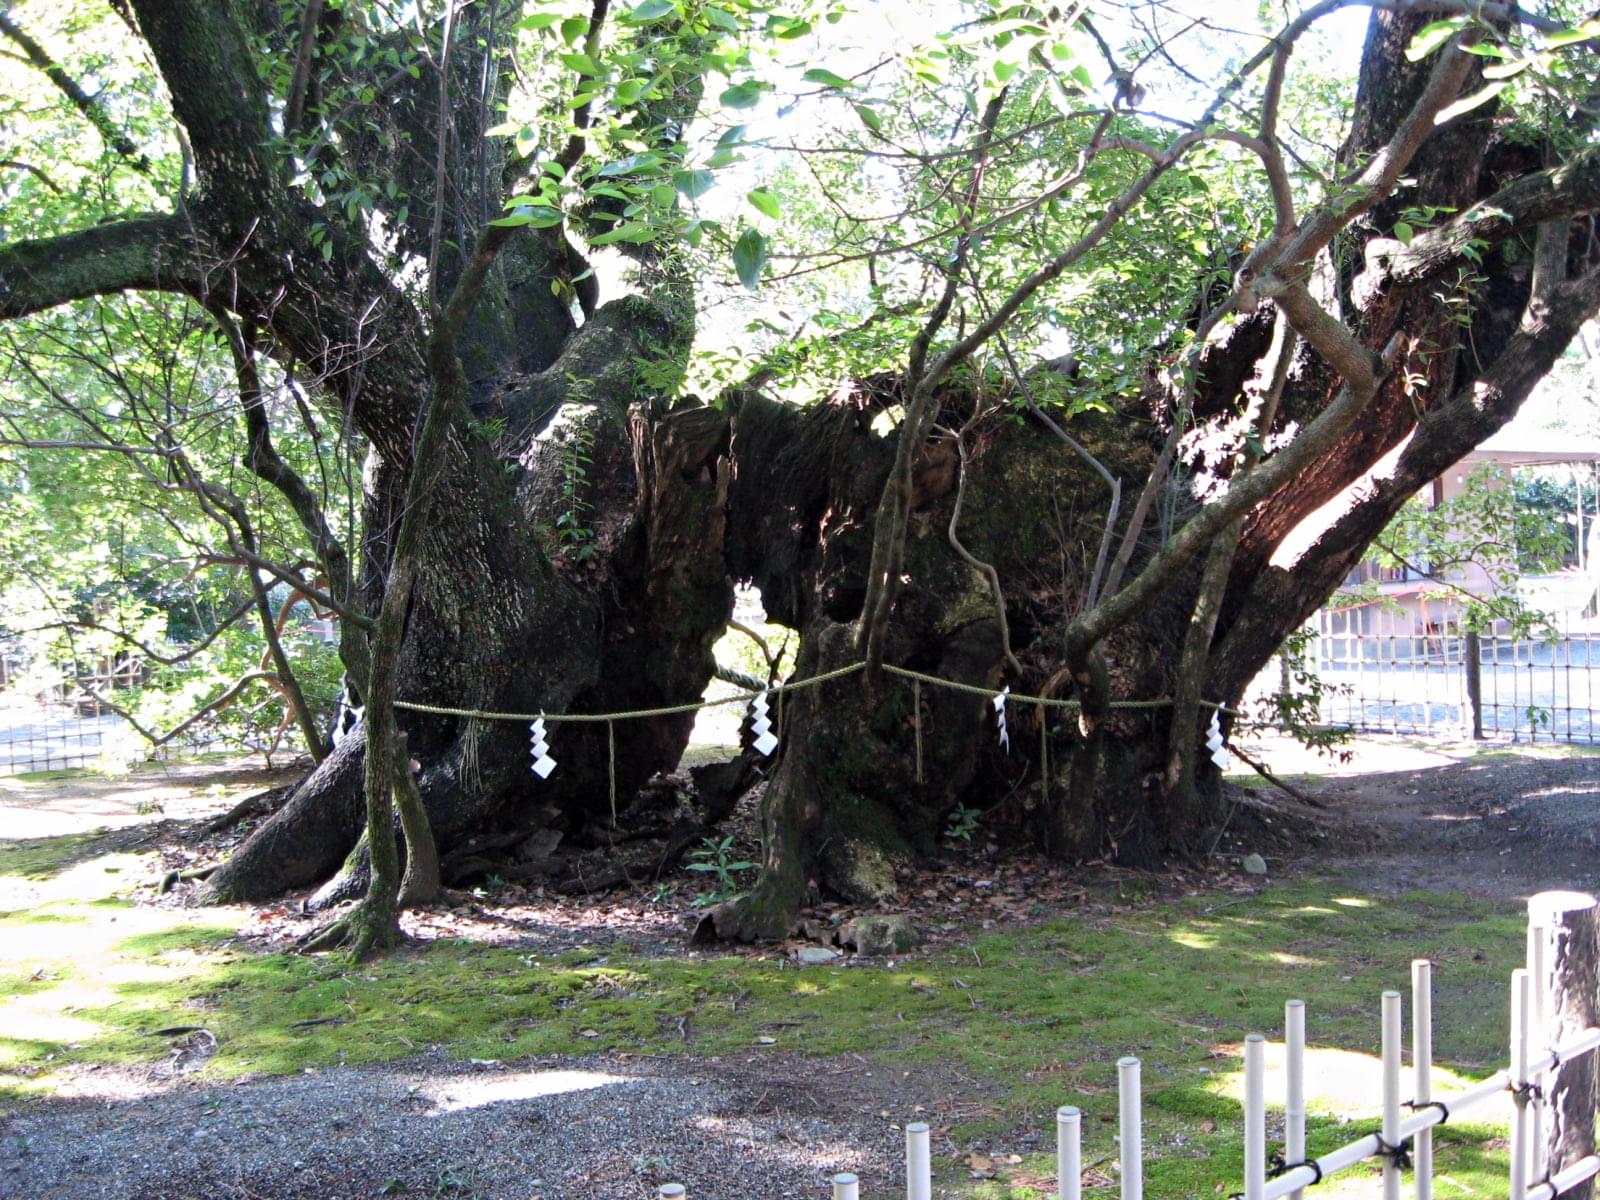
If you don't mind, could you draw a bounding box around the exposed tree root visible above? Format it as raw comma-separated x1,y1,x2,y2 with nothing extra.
297,899,402,961
198,783,297,835
1230,743,1326,808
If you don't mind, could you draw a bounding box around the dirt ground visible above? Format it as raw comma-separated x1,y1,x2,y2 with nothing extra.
1230,732,1600,899
2,734,1596,1199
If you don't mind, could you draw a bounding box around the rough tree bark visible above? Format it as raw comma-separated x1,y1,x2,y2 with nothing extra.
4,1,1600,942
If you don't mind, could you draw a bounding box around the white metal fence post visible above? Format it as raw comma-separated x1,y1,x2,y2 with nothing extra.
1412,960,1434,1200
1382,990,1402,1200
1529,917,1549,1180
1286,1002,1306,1200
833,1172,860,1200
906,1121,932,1200
1245,1034,1267,1200
1512,967,1533,1200
1118,1056,1143,1200
1058,1105,1082,1200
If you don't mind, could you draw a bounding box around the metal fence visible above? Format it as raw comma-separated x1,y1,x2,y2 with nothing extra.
0,656,283,775
654,891,1600,1200
1312,607,1600,744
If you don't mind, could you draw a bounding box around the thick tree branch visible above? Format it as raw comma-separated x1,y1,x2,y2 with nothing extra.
283,0,327,139
1252,30,1478,291
128,0,273,191
0,217,192,320
1071,327,1403,657
1214,264,1600,691
1383,149,1600,289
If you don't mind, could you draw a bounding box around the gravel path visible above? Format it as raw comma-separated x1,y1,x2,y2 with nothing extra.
3,1052,922,1200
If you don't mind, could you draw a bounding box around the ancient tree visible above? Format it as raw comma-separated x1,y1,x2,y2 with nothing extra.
3,0,1600,948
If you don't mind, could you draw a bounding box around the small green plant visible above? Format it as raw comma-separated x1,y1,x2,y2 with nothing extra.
433,1162,480,1198
684,835,754,907
554,411,597,562
944,802,981,842
634,1154,671,1177
467,413,507,446
1524,704,1553,738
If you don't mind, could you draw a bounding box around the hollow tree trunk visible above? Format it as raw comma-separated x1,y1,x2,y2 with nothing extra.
202,301,734,902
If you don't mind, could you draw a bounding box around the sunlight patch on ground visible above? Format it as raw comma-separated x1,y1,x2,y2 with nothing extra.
0,849,149,908
420,1068,632,1112
1209,1042,1512,1126
1270,951,1317,966
0,759,282,839
0,852,247,1088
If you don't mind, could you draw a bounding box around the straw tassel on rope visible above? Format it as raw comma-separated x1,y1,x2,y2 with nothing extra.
607,719,617,824
914,677,924,784
1038,700,1049,807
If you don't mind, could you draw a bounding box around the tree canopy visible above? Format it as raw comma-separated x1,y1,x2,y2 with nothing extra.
4,0,1600,953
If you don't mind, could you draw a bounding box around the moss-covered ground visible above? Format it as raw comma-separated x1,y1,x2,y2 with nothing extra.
0,811,1526,1200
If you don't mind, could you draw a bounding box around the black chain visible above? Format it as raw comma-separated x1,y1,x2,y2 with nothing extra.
1374,1135,1413,1172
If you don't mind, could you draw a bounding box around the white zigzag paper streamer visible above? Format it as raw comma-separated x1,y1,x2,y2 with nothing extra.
528,717,557,778
747,691,778,756
993,686,1011,753
333,704,364,749
1205,710,1230,770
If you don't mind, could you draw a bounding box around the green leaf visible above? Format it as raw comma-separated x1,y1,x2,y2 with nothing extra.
589,220,657,245
650,182,676,207
515,12,563,31
560,16,590,45
674,169,716,199
614,77,652,105
1405,17,1467,61
1393,221,1414,245
767,16,812,38
1544,19,1600,48
596,151,660,177
733,227,767,290
720,80,766,109
1482,56,1535,80
854,103,883,134
624,0,676,21
801,67,856,89
1433,79,1508,122
489,206,565,229
747,188,780,219
558,52,602,76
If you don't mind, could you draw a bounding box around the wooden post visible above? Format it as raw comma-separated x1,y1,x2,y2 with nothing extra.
1464,631,1483,739
1530,890,1599,1200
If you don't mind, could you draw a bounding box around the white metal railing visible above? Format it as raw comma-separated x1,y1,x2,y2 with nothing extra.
650,891,1600,1200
